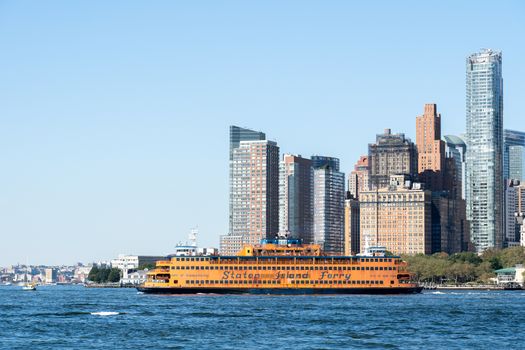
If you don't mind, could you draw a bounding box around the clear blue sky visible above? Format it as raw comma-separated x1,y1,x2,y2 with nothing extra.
1,1,524,266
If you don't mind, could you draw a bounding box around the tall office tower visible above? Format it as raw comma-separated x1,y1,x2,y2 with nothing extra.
466,49,504,251
279,154,314,243
344,195,360,256
228,126,266,235
416,104,445,191
505,180,525,245
222,139,279,254
431,191,470,254
348,155,369,200
359,175,432,255
414,106,469,254
368,129,417,190
312,156,345,255
504,129,525,181
444,135,467,200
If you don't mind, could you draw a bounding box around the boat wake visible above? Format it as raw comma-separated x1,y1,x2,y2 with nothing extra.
90,311,120,316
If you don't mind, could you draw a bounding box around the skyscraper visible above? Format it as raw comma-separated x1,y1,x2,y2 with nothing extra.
221,131,279,255
348,155,369,200
228,126,266,235
444,135,467,200
368,129,417,190
416,103,445,191
505,180,525,245
312,156,345,255
504,129,525,181
466,49,504,251
279,154,314,243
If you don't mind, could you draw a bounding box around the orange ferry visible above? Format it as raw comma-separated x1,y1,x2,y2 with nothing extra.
138,237,422,294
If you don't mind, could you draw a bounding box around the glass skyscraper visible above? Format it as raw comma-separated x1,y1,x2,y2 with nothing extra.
465,49,504,251
503,129,525,181
279,154,314,243
312,156,345,255
443,135,467,200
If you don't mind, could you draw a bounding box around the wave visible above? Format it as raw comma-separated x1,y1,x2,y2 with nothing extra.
91,311,120,316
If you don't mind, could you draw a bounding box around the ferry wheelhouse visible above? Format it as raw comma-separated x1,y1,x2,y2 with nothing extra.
138,237,422,294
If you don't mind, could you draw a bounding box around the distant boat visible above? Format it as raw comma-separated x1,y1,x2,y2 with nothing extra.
21,263,37,291
22,283,36,291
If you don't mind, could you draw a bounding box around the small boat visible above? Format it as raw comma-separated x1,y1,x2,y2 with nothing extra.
22,283,37,291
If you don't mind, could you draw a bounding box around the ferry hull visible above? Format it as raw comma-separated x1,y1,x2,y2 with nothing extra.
137,286,423,295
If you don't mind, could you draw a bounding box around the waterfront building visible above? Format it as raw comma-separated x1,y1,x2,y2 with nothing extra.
44,268,57,284
121,270,148,286
465,49,504,251
73,266,92,283
348,155,369,200
359,175,432,255
416,103,445,191
110,255,165,281
504,129,525,181
444,135,467,200
344,195,360,256
279,154,314,243
368,129,417,190
495,265,525,287
229,126,266,235
226,139,280,249
312,156,345,255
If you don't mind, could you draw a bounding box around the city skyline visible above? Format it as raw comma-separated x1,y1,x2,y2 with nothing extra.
1,1,525,265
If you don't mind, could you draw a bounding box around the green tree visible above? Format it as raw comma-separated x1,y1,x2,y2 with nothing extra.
499,247,525,268
449,252,482,265
139,263,156,270
108,268,121,282
88,266,99,282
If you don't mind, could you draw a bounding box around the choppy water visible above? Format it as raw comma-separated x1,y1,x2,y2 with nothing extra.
0,285,523,349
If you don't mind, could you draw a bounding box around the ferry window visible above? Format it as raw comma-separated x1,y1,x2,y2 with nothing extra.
176,258,180,261
380,281,384,284
190,266,194,270
390,280,394,284
374,267,378,271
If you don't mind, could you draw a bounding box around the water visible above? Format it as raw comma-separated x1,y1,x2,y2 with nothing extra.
1,285,523,349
